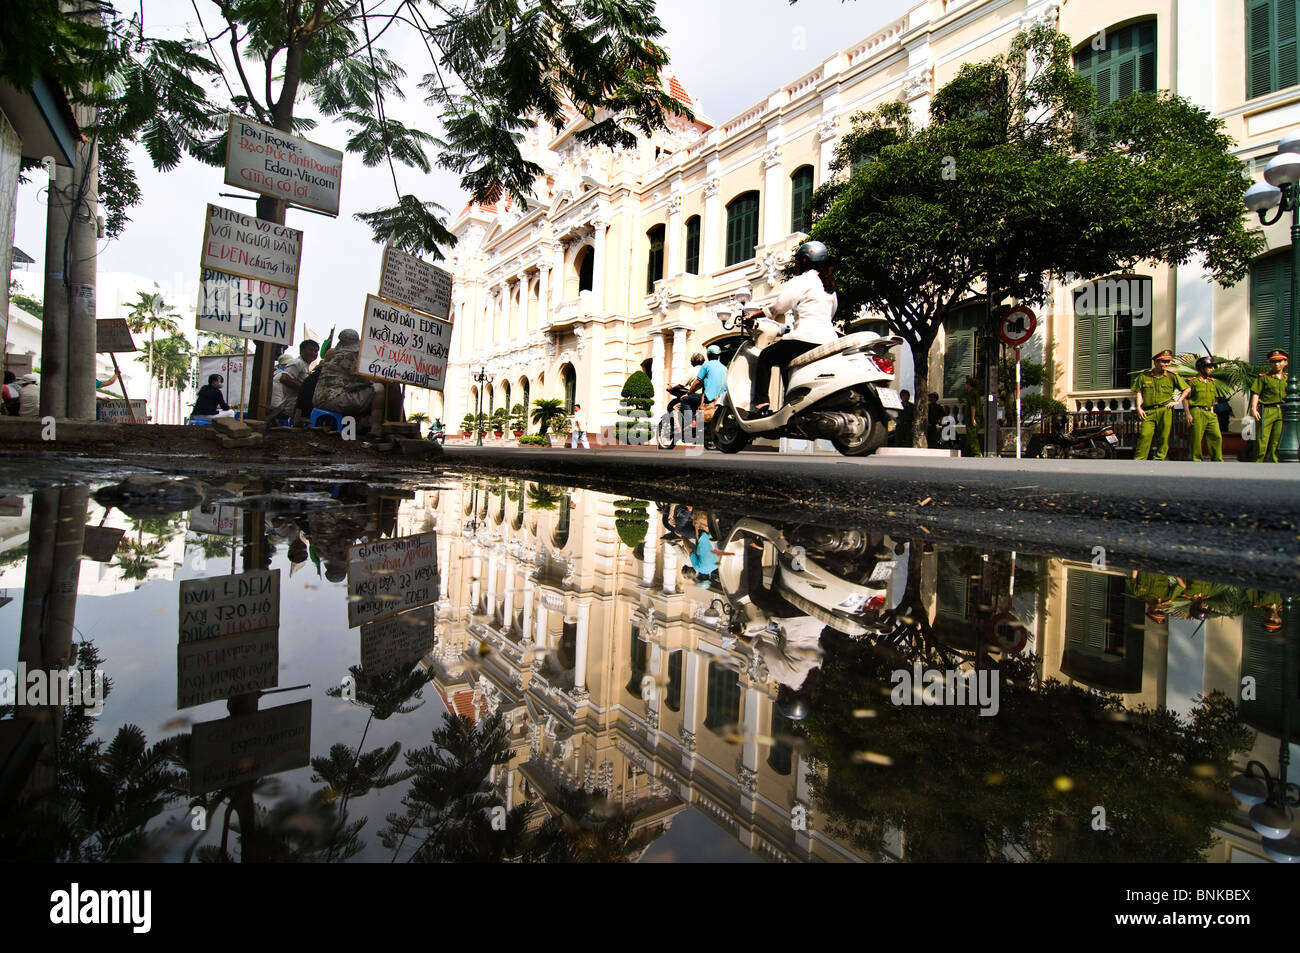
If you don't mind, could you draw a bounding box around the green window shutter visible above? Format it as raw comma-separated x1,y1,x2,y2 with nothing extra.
1074,20,1157,101
1240,610,1298,742
1280,0,1299,89
665,650,682,712
684,216,701,274
943,328,975,396
1073,314,1096,391
646,225,665,294
935,549,969,622
790,166,814,234
1250,253,1289,363
1130,315,1152,379
704,661,741,733
1065,569,1109,651
626,628,648,695
1248,0,1277,97
725,192,759,267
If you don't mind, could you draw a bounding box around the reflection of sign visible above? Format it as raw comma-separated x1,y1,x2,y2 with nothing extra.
96,399,147,423
347,531,438,627
188,503,241,536
95,319,136,353
180,569,280,642
188,699,311,795
201,204,303,287
82,526,125,562
198,268,296,346
178,628,279,709
197,354,249,410
357,294,451,390
224,114,343,216
989,611,1029,655
379,246,451,319
361,605,436,676
997,306,1037,347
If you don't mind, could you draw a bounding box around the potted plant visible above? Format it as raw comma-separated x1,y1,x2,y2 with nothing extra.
460,413,475,438
490,406,509,437
618,370,654,445
530,397,566,436
509,402,527,437
408,411,429,437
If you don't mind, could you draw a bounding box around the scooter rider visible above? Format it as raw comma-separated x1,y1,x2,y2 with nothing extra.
752,240,839,413
668,352,706,431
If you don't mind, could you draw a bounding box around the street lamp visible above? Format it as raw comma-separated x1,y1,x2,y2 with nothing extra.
1243,129,1300,462
472,365,494,447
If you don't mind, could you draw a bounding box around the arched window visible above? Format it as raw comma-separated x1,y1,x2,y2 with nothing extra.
561,364,577,412
790,165,815,235
1073,19,1156,104
502,381,511,415
577,246,594,292
725,191,759,267
1247,0,1299,99
646,223,665,293
1250,251,1292,364
1072,276,1153,391
520,378,530,418
684,215,701,274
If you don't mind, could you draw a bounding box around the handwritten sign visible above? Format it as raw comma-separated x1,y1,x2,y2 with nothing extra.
358,294,451,391
361,605,436,676
188,700,311,795
95,318,136,353
201,204,303,288
188,503,241,536
379,246,451,319
179,569,280,643
347,531,438,627
177,628,279,709
81,525,125,562
197,354,249,410
224,114,343,216
95,399,147,423
198,268,297,346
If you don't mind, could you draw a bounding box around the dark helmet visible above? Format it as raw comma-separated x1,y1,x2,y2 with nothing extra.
794,241,829,267
1196,355,1215,371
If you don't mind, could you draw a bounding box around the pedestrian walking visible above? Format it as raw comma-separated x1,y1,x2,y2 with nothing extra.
1184,356,1223,461
1131,349,1188,460
1249,349,1288,462
569,403,590,449
961,376,982,457
925,392,943,447
890,389,915,446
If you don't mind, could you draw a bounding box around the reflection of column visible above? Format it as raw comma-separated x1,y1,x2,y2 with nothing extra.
574,600,590,689
591,218,608,313
742,686,761,773
671,328,687,389
536,602,548,648
522,582,535,643
470,555,482,612
486,553,500,619
681,649,701,741
503,564,516,632
662,544,678,594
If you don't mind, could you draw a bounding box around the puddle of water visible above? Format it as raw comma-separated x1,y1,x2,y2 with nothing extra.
0,473,1295,863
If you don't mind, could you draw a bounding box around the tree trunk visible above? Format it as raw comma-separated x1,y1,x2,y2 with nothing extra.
909,337,931,448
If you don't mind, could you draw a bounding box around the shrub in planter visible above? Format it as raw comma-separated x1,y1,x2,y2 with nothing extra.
490,407,509,434
518,434,549,446
613,498,649,547
617,371,654,445
460,413,475,436
510,403,527,436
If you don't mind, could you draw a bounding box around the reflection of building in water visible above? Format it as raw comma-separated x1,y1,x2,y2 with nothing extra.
420,481,870,861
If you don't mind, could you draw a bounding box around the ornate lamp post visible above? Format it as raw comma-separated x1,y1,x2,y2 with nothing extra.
472,365,493,447
1242,130,1300,462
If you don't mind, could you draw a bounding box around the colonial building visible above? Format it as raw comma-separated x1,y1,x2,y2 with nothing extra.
439,0,1300,445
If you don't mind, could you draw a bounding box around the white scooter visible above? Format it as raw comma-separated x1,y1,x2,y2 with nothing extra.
710,310,905,456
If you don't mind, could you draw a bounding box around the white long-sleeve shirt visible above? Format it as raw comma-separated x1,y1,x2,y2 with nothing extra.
761,269,839,345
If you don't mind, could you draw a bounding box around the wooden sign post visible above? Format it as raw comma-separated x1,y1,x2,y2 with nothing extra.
95,319,138,423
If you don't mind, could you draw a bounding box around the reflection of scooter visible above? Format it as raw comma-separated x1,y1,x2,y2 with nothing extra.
711,309,904,456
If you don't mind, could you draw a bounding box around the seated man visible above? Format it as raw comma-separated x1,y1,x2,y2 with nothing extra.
270,339,319,423
312,329,402,436
189,373,231,420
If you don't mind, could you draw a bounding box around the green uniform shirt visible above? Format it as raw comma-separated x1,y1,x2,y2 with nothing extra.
963,389,981,426
1132,370,1186,407
1249,372,1287,404
1127,572,1184,602
1185,377,1218,407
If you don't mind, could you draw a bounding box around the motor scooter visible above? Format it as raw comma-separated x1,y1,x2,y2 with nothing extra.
656,385,716,449
711,310,904,456
1026,413,1118,459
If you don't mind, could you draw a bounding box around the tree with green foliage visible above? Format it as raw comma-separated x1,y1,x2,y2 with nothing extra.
617,370,654,444
807,25,1264,448
530,397,566,436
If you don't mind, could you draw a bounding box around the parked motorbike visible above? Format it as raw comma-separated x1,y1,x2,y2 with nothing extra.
1026,413,1118,459
710,311,905,456
656,384,715,450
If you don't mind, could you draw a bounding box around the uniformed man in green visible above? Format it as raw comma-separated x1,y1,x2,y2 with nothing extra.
1126,569,1186,623
1249,348,1288,462
1184,356,1224,461
1132,349,1189,461
962,375,982,458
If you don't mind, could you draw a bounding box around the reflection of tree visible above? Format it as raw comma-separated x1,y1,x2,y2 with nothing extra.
186,532,233,562
312,742,414,804
804,634,1253,862
524,786,665,863
0,643,187,861
526,483,563,512
188,790,366,863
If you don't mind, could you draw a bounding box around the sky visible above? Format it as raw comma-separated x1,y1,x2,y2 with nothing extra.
11,0,915,343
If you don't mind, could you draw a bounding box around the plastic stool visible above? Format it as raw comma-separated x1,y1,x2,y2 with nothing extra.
310,408,345,431
187,418,212,426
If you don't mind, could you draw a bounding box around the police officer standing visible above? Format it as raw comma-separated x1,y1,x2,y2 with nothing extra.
1132,349,1189,461
1184,356,1224,461
1249,348,1288,462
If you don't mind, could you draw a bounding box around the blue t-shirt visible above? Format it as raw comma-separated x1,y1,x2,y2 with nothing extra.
690,532,718,575
696,360,728,401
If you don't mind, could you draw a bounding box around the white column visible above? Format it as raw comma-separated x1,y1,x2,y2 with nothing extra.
665,192,683,277
817,110,838,183
573,600,590,689
641,502,658,587
651,331,665,416
591,219,608,313
662,544,678,594
503,563,516,631
741,686,761,772
537,266,550,331
486,553,499,619
522,582,535,643
554,243,567,302
681,650,702,735
535,602,548,648
671,328,687,385
761,140,784,246
702,177,721,275
470,554,482,612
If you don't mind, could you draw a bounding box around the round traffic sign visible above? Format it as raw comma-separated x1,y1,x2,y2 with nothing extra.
988,611,1029,655
998,306,1037,347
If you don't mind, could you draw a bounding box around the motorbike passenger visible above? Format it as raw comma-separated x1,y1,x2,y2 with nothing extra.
667,352,706,432
751,240,839,413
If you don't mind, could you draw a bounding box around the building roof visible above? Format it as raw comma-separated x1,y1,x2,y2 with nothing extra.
11,246,34,265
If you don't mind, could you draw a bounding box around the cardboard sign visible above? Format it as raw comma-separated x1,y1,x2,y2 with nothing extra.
357,294,452,391
201,204,303,288
188,699,311,795
347,531,438,627
188,503,241,536
81,525,125,562
224,114,343,216
95,319,136,353
177,628,279,709
179,569,280,643
198,268,297,346
95,399,147,423
378,246,452,319
360,605,436,676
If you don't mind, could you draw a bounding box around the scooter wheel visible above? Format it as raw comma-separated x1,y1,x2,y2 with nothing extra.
711,405,749,454
656,415,677,450
831,410,888,457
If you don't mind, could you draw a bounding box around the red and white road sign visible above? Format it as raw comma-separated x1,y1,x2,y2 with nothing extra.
998,306,1037,347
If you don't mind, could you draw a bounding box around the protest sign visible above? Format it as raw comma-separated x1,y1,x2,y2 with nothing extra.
179,569,280,643
224,114,343,216
95,319,136,352
201,204,303,287
95,399,147,423
347,531,438,627
81,526,125,562
188,700,311,795
177,628,279,709
357,294,451,390
198,267,296,346
360,605,436,676
197,353,249,410
378,246,451,319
